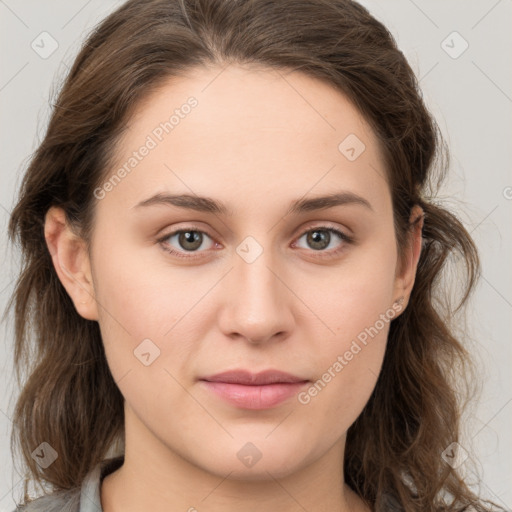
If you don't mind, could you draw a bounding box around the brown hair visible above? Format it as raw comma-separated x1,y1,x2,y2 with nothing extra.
4,0,502,510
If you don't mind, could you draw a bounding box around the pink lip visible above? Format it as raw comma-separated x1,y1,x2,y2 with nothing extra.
199,369,309,410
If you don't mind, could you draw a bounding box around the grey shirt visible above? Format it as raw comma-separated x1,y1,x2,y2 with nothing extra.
13,456,124,512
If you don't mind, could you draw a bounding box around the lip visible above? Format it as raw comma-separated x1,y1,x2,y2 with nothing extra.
201,369,307,385
199,369,309,410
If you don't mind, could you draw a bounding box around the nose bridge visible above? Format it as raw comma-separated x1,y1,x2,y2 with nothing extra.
235,233,285,307
220,233,293,341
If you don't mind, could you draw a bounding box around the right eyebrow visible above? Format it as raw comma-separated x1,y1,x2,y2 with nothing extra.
132,192,230,215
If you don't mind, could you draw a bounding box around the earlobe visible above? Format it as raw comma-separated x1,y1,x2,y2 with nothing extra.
44,206,98,321
393,205,424,309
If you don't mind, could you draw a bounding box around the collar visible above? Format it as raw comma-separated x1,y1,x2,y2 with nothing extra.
79,455,124,512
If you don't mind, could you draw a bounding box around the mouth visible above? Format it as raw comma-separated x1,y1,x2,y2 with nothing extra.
199,369,309,410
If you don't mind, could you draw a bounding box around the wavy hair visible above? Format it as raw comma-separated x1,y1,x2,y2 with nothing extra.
4,0,502,510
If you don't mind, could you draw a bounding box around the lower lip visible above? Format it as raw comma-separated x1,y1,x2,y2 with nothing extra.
200,380,309,410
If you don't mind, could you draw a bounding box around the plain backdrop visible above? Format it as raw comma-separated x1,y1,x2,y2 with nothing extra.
1,1,511,510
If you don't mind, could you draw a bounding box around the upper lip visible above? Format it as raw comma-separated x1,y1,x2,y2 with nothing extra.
200,369,309,385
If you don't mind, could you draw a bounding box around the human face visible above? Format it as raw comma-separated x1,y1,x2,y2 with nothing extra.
86,63,409,481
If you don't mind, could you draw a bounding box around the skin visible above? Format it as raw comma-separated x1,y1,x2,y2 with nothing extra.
44,63,423,512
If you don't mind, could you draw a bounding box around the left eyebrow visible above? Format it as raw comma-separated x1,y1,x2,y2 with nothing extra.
286,191,373,215
131,191,374,216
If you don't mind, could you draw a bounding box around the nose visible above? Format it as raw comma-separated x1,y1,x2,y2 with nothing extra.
217,241,295,345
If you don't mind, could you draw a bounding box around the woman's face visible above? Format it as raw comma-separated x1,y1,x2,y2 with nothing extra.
57,64,420,480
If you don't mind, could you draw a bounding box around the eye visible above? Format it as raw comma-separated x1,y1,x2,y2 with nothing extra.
293,226,353,259
157,226,217,259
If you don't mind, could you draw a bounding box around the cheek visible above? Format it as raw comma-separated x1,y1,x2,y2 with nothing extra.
297,293,392,436
296,236,397,419
90,231,214,388
310,232,398,340
92,233,180,334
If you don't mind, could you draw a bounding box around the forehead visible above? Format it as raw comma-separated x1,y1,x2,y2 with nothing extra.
96,63,389,218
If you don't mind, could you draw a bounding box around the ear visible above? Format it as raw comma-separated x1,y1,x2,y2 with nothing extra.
44,206,98,321
393,204,424,312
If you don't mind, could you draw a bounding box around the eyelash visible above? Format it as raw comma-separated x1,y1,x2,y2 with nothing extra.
156,224,354,261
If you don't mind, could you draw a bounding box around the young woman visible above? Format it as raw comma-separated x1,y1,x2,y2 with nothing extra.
5,0,503,511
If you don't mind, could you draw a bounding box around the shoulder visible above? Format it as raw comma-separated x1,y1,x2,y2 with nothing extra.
12,487,80,512
12,455,124,512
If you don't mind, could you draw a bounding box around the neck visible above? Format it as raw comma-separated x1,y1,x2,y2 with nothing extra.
101,406,371,512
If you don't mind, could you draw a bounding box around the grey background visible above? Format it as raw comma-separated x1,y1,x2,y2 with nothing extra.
1,0,511,510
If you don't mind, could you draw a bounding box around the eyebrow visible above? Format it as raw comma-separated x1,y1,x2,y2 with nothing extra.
132,191,373,215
